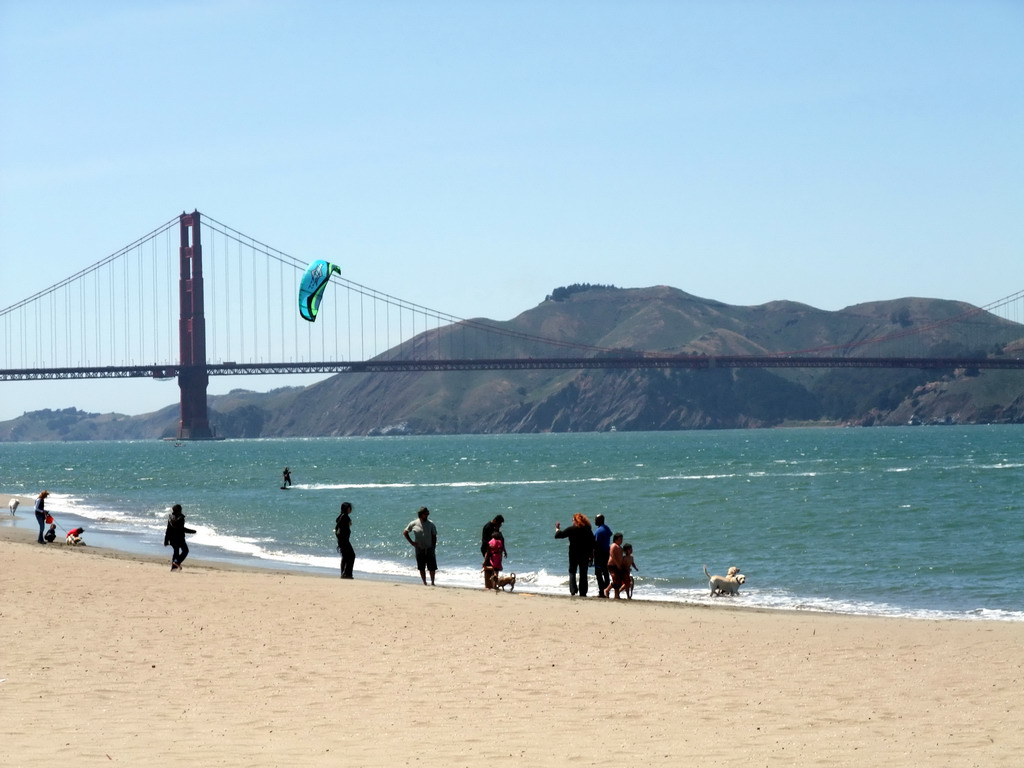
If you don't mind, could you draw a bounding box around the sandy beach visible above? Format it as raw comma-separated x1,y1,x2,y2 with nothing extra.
1,498,1021,767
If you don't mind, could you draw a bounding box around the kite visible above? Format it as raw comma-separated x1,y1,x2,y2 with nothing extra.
298,260,340,322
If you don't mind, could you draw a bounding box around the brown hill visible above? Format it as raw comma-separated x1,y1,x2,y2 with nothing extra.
240,285,1024,435
2,286,1021,440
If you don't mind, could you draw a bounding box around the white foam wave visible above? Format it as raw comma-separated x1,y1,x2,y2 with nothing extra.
41,492,1024,622
656,473,738,481
300,477,622,491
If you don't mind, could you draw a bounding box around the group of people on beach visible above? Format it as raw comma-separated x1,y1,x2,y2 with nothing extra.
554,512,638,598
20,484,636,597
331,503,638,597
14,490,87,546
334,503,439,585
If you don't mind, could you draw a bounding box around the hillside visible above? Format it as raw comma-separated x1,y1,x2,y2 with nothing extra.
2,286,1022,440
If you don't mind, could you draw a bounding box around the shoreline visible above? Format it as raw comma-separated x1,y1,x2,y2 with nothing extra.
2,527,1022,766
4,490,1021,622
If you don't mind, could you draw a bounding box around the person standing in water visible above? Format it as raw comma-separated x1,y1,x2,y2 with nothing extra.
282,467,292,488
335,501,355,579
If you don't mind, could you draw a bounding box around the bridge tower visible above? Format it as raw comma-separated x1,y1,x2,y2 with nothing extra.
177,210,213,439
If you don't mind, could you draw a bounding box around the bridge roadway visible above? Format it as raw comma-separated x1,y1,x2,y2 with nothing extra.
3,355,1024,381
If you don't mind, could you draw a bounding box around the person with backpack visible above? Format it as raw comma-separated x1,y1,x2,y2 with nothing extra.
335,501,355,579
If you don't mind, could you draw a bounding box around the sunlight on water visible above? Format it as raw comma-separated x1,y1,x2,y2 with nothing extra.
3,426,1022,621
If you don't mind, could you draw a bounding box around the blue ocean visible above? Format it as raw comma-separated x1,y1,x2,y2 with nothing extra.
3,426,1022,621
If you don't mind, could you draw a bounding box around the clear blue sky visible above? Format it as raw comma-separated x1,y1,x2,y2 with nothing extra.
1,0,1021,420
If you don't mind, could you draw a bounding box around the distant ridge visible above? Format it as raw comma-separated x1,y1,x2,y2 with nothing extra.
2,286,1022,441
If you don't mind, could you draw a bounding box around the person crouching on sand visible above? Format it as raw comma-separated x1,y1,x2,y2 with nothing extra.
43,523,57,543
164,504,196,571
65,527,85,545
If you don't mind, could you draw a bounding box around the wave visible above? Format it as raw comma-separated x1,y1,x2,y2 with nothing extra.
297,477,622,491
35,489,1024,623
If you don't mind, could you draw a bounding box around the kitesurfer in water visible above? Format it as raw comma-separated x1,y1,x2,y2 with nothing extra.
282,467,292,488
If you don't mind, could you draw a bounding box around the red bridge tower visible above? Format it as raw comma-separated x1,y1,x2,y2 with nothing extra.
177,210,213,439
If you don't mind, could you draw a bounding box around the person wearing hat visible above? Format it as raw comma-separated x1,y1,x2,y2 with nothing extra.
403,506,438,586
33,491,50,544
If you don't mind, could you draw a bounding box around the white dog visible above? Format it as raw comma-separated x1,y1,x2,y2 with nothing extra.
704,565,745,596
8,498,19,515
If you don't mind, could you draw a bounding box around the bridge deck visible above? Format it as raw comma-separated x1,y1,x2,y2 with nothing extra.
2,355,1022,381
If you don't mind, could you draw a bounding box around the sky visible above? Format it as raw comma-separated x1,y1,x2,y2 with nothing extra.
1,0,1022,421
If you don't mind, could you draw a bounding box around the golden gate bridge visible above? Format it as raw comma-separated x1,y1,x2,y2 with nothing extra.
2,211,1023,439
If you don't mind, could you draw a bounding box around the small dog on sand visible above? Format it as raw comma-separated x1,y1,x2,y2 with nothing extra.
494,572,516,592
704,565,745,596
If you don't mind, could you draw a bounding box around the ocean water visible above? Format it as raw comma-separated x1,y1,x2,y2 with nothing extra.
3,426,1022,621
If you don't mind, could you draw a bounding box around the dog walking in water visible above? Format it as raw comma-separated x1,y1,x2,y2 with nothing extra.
704,565,745,596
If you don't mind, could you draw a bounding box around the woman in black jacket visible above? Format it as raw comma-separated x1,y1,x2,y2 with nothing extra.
554,513,596,597
164,504,196,571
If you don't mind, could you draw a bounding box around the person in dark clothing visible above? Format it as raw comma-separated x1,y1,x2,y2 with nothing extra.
593,514,613,598
554,513,596,597
335,501,355,579
481,514,507,558
164,503,196,571
34,490,50,544
282,467,292,488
